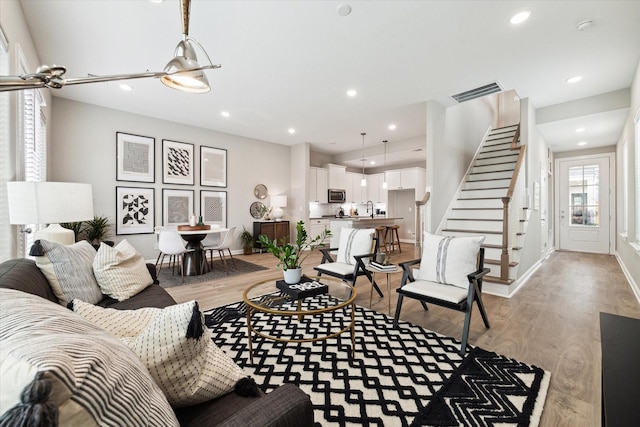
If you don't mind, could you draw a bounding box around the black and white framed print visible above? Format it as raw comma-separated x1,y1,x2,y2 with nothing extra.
115,186,155,235
162,188,194,226
163,139,194,185
200,146,227,187
116,132,155,183
200,190,227,227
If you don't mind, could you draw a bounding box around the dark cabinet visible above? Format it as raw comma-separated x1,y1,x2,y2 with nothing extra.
253,221,290,250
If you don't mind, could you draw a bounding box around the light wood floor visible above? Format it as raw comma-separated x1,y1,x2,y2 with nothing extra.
165,246,640,426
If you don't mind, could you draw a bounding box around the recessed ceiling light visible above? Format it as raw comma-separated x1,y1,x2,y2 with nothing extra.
288,128,296,134
149,0,164,3
566,75,583,84
347,89,357,97
119,84,132,91
575,127,585,133
576,19,594,31
388,124,397,130
370,161,376,165
337,4,352,17
577,141,587,146
510,10,531,24
221,111,230,118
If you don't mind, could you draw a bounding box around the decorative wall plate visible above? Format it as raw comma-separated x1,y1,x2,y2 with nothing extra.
254,184,268,199
250,201,266,219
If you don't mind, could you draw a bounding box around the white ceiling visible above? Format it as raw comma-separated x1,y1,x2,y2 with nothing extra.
17,0,640,168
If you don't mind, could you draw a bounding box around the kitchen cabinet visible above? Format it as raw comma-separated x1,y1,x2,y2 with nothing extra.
325,164,347,190
308,219,329,240
385,167,425,199
253,221,290,250
308,167,328,203
367,173,387,204
346,172,366,203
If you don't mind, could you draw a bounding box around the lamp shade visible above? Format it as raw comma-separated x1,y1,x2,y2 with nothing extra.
270,195,287,208
7,182,94,224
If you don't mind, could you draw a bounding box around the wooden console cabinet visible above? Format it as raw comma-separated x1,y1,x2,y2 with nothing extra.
253,221,290,251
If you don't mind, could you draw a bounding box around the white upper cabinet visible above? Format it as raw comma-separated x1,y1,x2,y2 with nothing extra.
346,172,365,203
367,173,387,204
325,164,347,190
308,167,328,203
384,167,426,200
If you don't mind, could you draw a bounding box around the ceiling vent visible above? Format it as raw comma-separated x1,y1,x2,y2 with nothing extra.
451,81,503,103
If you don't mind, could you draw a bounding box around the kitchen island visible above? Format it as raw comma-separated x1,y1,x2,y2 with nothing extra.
328,217,402,248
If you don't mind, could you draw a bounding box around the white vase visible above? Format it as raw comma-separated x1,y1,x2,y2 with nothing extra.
283,267,302,284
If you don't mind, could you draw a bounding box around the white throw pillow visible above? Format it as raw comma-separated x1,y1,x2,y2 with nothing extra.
72,299,251,408
93,239,153,301
34,239,102,305
419,232,485,289
0,288,178,426
336,228,375,265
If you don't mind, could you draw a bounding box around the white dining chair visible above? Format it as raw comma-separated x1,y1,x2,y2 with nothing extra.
156,230,194,283
204,227,237,274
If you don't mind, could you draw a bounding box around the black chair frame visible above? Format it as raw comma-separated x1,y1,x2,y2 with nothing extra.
392,247,490,355
314,237,384,297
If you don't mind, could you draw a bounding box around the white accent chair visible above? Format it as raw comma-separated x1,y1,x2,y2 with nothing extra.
393,233,490,355
156,230,194,283
314,228,383,297
204,227,237,274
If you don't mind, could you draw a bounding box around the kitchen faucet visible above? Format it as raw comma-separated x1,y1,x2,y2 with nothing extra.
366,201,374,218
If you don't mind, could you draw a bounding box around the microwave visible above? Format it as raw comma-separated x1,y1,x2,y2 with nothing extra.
328,189,346,203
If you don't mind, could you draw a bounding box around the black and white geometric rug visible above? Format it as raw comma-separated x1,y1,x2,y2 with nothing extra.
205,296,550,427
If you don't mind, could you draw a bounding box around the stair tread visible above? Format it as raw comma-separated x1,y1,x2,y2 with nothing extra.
452,207,502,210
465,177,511,183
442,228,502,234
461,187,508,191
469,169,515,175
458,196,504,200
484,276,515,285
485,259,518,267
448,218,502,221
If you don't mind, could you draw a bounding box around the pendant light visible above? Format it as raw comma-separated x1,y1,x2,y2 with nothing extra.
382,140,388,189
360,133,367,187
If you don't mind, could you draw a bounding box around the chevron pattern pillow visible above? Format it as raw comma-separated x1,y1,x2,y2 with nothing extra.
418,232,485,289
72,299,250,408
35,239,102,305
0,288,178,426
93,239,153,301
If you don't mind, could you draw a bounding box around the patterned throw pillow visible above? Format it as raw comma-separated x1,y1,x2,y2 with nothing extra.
93,239,153,301
0,288,179,426
34,239,103,305
336,228,375,265
418,232,486,289
72,299,251,408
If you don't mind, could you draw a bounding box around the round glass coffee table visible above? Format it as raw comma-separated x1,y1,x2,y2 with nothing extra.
243,276,356,363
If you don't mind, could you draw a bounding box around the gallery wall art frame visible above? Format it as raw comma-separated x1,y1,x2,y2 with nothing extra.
200,146,227,187
200,190,227,228
162,188,194,226
163,139,194,185
115,186,155,235
116,132,155,183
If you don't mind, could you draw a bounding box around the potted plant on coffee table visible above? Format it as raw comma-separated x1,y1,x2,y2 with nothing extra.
240,226,254,255
258,220,331,284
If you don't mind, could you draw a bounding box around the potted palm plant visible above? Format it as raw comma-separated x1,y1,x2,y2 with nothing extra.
258,220,331,284
84,215,112,249
240,226,254,255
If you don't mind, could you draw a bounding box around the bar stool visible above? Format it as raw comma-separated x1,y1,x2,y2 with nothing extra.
374,226,389,253
385,225,401,253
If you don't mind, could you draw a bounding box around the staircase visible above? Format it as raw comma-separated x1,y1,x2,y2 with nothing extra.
440,124,528,293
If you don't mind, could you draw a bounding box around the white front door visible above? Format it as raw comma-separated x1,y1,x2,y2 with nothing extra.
556,154,613,254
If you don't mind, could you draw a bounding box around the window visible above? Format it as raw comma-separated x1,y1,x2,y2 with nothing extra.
622,139,628,235
635,110,640,244
16,46,48,258
0,27,9,262
569,164,599,227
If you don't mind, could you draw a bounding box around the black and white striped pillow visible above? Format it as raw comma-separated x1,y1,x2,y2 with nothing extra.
419,232,485,289
0,288,178,426
34,239,103,305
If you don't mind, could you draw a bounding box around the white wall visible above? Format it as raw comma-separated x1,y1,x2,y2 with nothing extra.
425,94,498,231
615,61,640,299
50,98,291,260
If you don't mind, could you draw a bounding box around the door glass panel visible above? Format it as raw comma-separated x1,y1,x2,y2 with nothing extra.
568,164,599,226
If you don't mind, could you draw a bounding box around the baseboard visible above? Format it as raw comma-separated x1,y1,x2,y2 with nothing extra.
614,251,640,305
483,258,543,298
